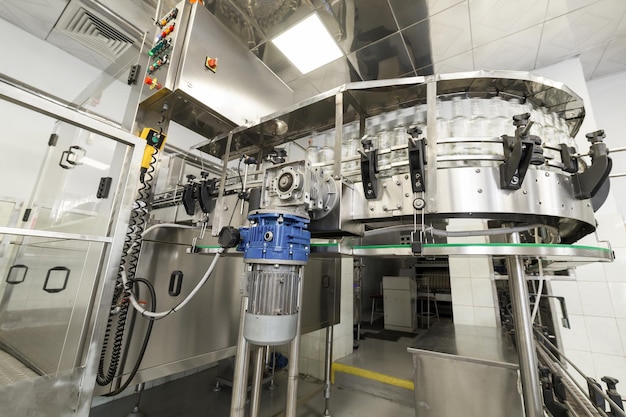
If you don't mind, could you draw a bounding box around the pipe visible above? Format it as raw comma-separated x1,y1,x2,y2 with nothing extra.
284,268,305,417
122,249,223,319
230,296,251,417
249,346,265,417
322,325,334,417
140,223,196,238
506,232,544,417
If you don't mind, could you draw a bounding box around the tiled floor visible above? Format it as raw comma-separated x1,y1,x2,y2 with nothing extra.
90,364,414,417
90,319,444,417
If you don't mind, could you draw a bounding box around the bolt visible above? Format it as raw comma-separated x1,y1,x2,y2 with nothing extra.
383,205,388,211
475,168,481,173
511,176,519,185
405,193,410,197
477,189,482,193
396,180,401,186
396,203,402,209
367,189,373,195
523,190,528,195
224,206,229,211
405,175,409,180
369,206,374,211
416,181,421,187
545,172,550,177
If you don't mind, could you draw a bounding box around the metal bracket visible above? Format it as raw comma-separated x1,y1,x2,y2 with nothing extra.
407,127,426,193
182,175,197,216
360,138,379,200
199,177,218,213
499,135,534,189
572,130,612,200
499,113,543,190
559,144,579,173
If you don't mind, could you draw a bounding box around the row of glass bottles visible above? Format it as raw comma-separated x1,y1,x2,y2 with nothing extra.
305,96,576,179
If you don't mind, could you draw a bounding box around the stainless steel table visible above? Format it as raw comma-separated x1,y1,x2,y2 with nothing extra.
407,323,524,417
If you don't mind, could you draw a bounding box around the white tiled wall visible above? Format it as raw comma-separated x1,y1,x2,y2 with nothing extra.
297,257,354,380
535,59,626,393
447,219,499,328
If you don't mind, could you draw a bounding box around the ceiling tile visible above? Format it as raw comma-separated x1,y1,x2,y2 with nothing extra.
347,33,414,80
433,51,474,73
473,24,543,71
287,77,320,104
334,0,397,54
208,0,267,48
469,0,548,48
229,0,317,41
257,42,302,84
401,19,433,70
545,0,603,21
429,1,471,62
0,0,68,39
614,4,626,38
593,36,626,78
303,58,360,92
537,0,626,67
579,45,607,79
388,0,428,29
425,0,465,16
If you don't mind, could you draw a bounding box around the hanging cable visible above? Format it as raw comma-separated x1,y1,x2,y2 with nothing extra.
104,278,156,397
96,149,159,386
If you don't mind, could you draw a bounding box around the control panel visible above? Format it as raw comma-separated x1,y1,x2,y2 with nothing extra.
143,5,181,91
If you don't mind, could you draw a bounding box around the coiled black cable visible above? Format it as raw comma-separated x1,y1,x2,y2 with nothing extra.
104,278,156,397
96,149,158,387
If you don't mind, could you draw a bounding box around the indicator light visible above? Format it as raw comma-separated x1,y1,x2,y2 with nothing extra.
205,56,218,72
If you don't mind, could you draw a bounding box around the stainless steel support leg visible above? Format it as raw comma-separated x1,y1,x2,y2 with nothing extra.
285,270,305,417
249,346,265,417
322,326,334,417
506,232,544,417
230,296,251,417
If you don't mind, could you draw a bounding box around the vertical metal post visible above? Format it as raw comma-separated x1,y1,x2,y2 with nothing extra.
230,296,251,417
425,79,438,213
506,232,544,417
334,93,344,178
284,268,305,417
322,325,334,417
249,346,265,417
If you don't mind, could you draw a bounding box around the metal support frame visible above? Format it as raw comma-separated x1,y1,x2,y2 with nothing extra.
230,296,250,417
506,232,544,417
249,346,265,417
322,325,334,417
285,268,305,417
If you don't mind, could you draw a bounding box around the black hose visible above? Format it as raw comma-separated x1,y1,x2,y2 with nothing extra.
104,277,156,397
96,149,158,386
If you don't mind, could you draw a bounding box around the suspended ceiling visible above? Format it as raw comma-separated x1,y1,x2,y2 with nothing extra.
1,0,625,102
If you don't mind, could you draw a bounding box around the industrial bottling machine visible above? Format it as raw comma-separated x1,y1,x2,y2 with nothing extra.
0,2,621,417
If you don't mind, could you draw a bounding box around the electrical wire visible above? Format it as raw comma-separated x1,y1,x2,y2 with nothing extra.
141,223,196,237
122,248,224,320
96,149,158,386
104,278,156,397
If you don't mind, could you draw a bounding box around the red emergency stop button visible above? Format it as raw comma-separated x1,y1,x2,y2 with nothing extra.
205,57,218,72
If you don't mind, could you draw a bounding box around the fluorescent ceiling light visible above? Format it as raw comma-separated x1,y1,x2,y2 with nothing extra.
271,14,343,75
